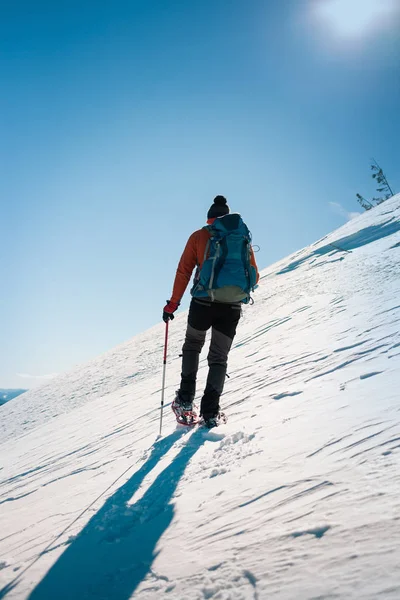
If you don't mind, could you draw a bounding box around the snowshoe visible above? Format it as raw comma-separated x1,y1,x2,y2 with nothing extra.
201,412,227,429
171,393,199,427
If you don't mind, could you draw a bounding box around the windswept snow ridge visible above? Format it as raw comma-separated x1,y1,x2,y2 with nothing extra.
1,196,400,599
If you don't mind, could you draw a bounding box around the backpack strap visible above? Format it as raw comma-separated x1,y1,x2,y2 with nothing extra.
241,238,251,291
191,228,212,296
204,224,229,298
211,235,229,291
208,239,221,298
202,231,211,264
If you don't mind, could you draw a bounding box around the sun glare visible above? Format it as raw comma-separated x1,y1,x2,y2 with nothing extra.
313,0,399,39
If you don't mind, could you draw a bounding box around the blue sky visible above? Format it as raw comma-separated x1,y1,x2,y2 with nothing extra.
1,0,399,389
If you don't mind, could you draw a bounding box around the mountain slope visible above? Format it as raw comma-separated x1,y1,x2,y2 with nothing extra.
1,196,400,600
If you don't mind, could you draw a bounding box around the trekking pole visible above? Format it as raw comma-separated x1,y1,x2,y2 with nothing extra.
159,319,169,436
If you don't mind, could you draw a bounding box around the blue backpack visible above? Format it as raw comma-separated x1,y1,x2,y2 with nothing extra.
191,213,257,303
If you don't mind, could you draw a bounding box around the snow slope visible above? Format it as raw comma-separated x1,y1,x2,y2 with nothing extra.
1,196,400,600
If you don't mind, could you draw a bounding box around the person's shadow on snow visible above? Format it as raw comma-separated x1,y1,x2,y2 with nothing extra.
27,428,206,600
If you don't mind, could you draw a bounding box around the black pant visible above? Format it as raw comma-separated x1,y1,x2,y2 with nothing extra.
179,298,241,418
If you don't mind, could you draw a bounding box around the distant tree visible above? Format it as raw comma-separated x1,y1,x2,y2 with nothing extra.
356,160,395,211
370,159,395,203
356,193,373,211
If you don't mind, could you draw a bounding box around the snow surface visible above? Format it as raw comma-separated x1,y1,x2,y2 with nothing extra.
1,196,400,600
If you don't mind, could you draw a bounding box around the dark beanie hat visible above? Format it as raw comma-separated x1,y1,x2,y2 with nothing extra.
207,195,230,220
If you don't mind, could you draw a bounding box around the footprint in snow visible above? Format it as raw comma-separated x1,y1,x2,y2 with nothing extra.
290,525,331,539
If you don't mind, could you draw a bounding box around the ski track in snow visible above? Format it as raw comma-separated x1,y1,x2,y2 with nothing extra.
1,196,400,599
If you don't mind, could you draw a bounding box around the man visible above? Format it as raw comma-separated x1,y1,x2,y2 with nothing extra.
163,195,259,428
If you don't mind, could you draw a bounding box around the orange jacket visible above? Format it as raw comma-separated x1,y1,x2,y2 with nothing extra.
170,227,259,304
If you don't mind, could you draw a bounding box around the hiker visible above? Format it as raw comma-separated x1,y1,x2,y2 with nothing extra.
162,196,259,428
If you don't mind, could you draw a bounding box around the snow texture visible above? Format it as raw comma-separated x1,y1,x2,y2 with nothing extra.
1,196,400,599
